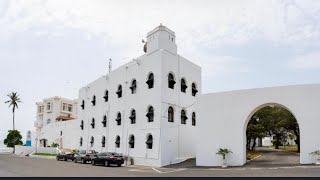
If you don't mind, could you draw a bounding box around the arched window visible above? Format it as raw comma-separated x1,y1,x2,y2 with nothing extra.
115,136,120,148
80,120,84,130
81,100,85,110
80,137,83,147
47,119,51,124
91,95,96,106
146,73,154,89
116,112,121,126
146,106,154,122
168,73,176,89
192,83,198,96
103,90,108,102
181,78,188,93
90,136,94,147
102,136,106,147
192,112,196,126
168,106,174,122
129,109,136,124
102,115,107,127
128,135,135,149
130,79,137,94
116,85,122,98
146,134,153,149
181,109,188,124
91,118,95,129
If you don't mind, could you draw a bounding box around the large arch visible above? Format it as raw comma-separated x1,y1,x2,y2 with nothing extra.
196,84,320,167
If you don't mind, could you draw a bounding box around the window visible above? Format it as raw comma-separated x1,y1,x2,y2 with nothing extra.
146,73,154,89
90,136,94,147
181,78,187,93
68,104,72,112
168,106,174,122
38,105,44,113
46,102,51,111
146,134,153,149
192,83,198,96
146,106,154,122
102,136,106,147
63,103,73,112
181,109,188,124
47,119,51,124
81,100,85,110
168,73,176,89
130,79,137,94
91,118,95,129
103,90,108,102
116,112,121,125
91,95,96,106
102,115,107,127
129,109,136,124
116,85,122,98
80,137,83,147
192,112,196,126
115,136,120,148
80,120,84,130
128,135,135,148
60,131,63,136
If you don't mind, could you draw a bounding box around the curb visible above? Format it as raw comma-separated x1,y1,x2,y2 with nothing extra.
247,154,262,163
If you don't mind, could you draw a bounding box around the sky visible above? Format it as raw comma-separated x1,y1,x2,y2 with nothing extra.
0,0,320,142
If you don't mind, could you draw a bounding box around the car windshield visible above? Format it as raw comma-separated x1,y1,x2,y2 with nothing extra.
87,150,96,154
78,150,86,154
108,152,123,157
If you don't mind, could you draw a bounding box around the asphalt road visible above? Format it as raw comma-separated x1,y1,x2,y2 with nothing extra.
0,153,320,177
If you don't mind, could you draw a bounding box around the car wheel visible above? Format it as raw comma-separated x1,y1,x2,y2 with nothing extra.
105,161,109,167
74,158,77,163
56,157,59,161
64,158,67,161
91,160,96,166
117,164,121,167
82,159,86,164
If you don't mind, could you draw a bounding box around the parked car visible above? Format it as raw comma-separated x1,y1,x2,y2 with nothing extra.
91,152,125,167
56,152,75,161
73,150,97,164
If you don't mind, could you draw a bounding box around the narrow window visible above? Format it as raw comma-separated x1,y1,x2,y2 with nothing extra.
117,85,122,98
81,100,85,110
181,78,188,93
128,135,135,149
90,136,94,147
146,73,154,89
192,83,198,96
130,79,137,94
104,90,108,102
168,106,174,122
129,109,136,124
47,119,51,124
80,120,84,130
116,112,121,126
102,115,107,127
146,134,153,149
91,95,96,106
181,109,188,124
192,112,196,126
60,131,63,136
168,73,176,89
80,137,83,147
102,136,106,147
91,118,95,129
146,106,154,122
115,136,120,148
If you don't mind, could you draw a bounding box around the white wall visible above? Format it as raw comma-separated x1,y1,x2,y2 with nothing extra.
14,145,35,156
196,84,320,166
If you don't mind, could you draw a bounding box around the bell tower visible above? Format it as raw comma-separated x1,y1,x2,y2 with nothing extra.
145,24,177,55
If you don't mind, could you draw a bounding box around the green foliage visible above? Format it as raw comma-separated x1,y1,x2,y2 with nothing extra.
3,130,23,148
216,148,233,159
34,153,57,156
309,150,320,156
50,142,59,147
5,92,22,131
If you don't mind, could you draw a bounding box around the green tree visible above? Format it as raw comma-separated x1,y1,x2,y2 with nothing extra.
5,92,22,130
246,117,266,150
4,130,23,148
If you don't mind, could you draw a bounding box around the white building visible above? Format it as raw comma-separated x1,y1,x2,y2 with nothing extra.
34,96,79,149
77,24,201,166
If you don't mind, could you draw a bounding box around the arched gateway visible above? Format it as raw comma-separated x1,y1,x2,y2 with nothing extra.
196,84,320,166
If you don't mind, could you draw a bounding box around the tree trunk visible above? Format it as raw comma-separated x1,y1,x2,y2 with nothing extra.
13,110,15,131
251,138,257,150
275,134,280,149
293,129,300,153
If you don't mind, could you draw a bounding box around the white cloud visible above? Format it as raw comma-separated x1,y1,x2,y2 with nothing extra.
290,51,320,69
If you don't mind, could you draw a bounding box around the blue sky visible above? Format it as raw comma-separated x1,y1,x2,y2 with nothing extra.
0,0,320,142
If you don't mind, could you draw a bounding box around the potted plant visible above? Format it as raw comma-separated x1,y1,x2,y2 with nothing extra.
309,150,320,165
216,148,233,168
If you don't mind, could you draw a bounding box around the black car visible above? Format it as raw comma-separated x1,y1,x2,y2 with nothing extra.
73,150,97,164
56,152,75,161
91,152,125,167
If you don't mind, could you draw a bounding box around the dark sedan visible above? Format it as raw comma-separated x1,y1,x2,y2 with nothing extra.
56,153,75,161
91,152,125,167
74,150,97,164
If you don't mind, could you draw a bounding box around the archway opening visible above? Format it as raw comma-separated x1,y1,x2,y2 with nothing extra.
245,104,300,167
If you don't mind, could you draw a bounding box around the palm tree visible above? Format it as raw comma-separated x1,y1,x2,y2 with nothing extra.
5,92,22,130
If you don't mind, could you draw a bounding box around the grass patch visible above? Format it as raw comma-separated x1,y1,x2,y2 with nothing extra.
270,145,298,153
33,153,57,156
247,150,262,160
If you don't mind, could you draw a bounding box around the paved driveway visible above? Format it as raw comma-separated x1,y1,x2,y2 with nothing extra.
245,147,300,167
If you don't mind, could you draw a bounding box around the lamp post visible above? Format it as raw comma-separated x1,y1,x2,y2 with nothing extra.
35,138,38,154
